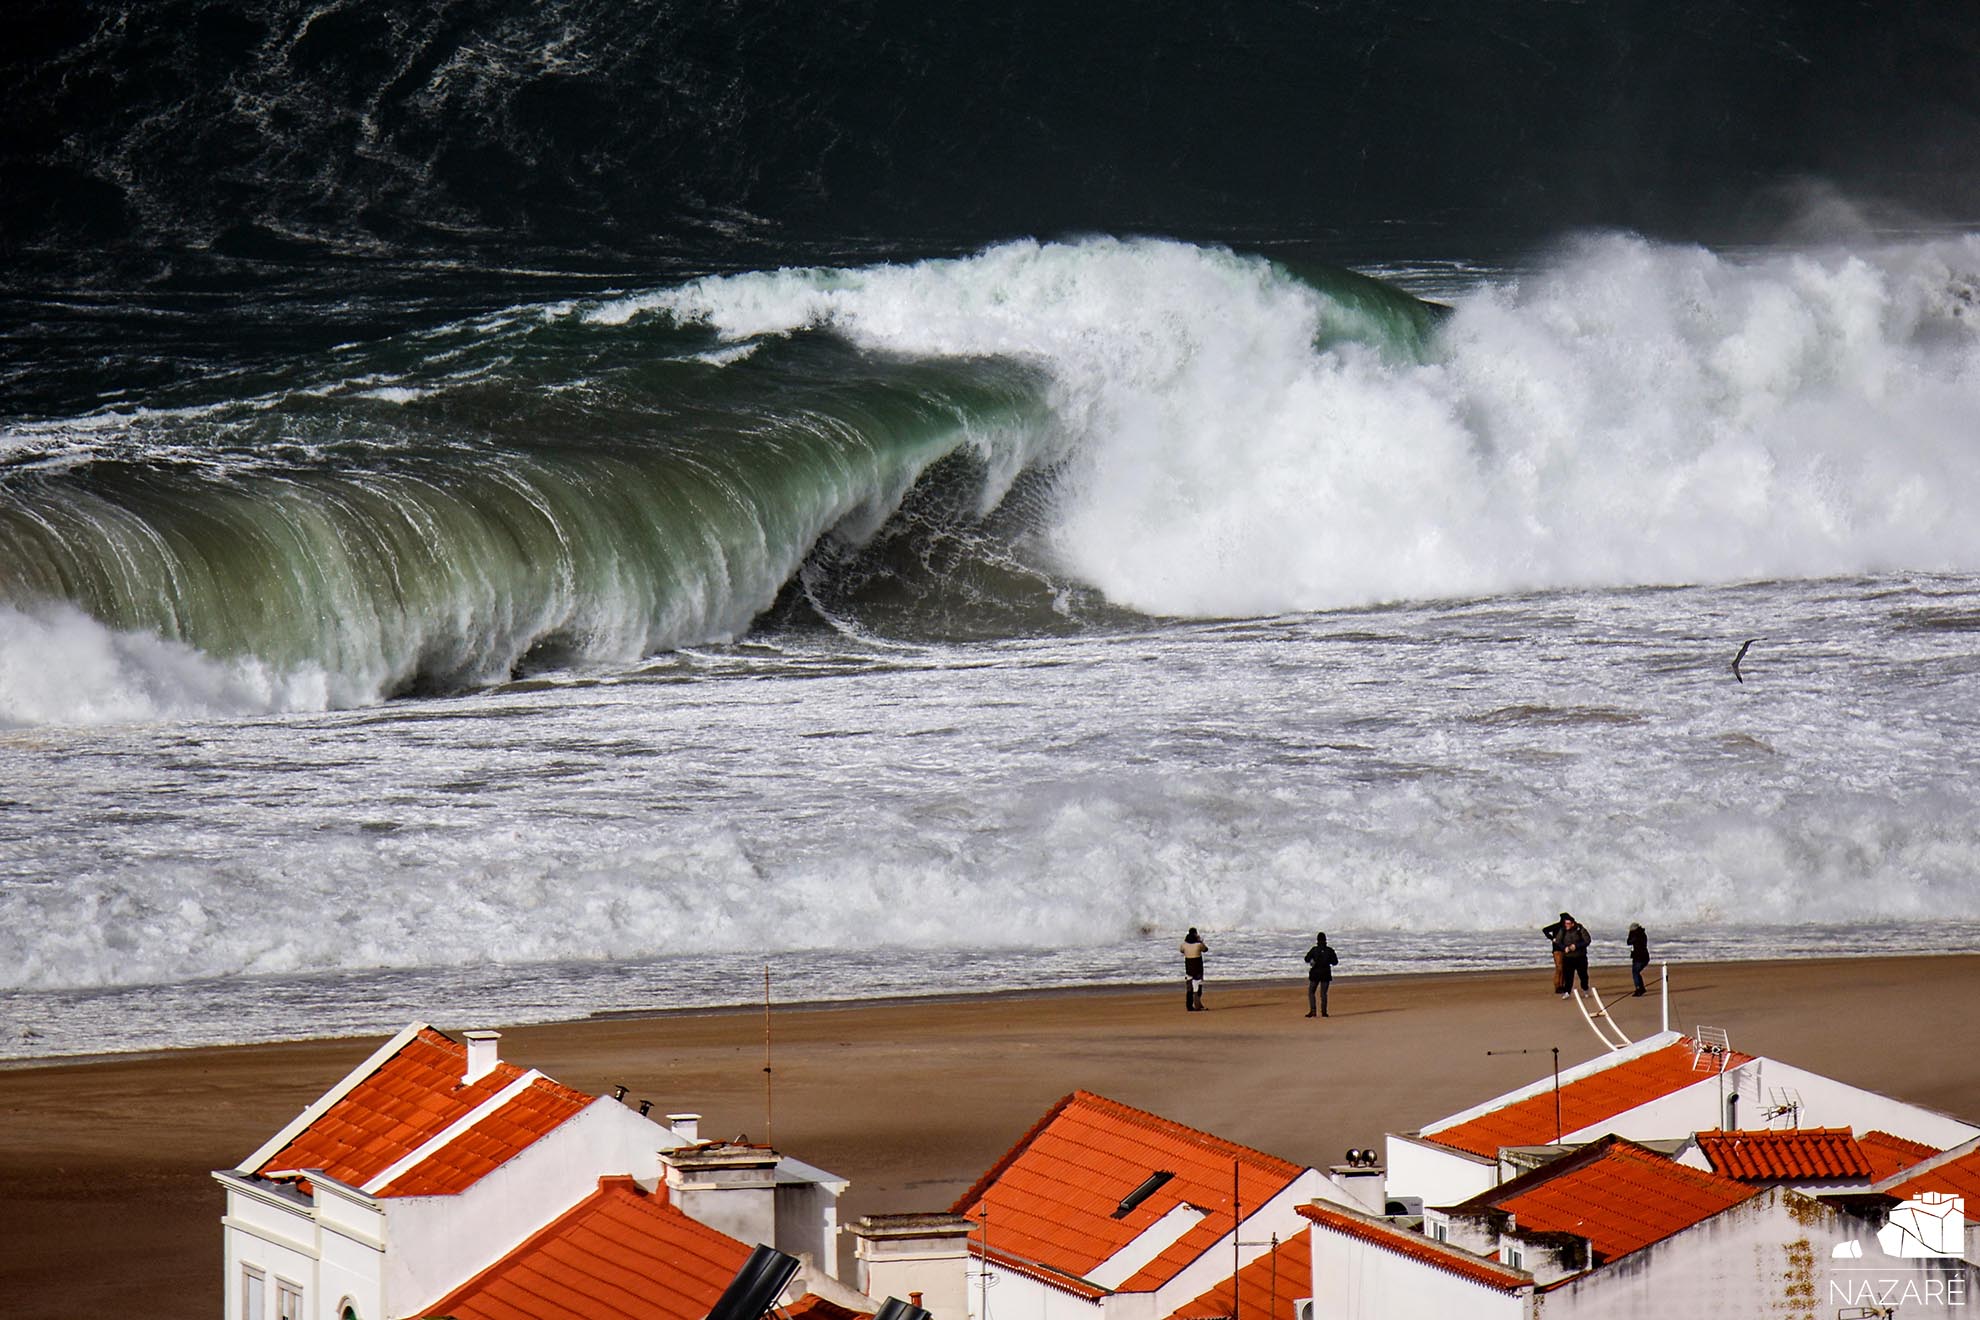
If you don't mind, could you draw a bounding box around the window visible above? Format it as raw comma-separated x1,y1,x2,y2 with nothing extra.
242,1267,266,1320
276,1279,303,1320
1430,1221,1447,1242
1506,1245,1524,1269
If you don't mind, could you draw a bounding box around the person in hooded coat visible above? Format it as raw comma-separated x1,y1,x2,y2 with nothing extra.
1303,931,1339,1018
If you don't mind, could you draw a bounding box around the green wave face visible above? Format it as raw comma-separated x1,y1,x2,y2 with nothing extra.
0,239,1451,714
0,324,1054,703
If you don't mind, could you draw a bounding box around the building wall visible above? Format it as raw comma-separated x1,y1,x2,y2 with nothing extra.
1308,1227,1530,1320
383,1099,681,1314
1145,1172,1331,1317
219,1175,385,1320
970,1270,1102,1320
1558,1058,1980,1153
1383,1135,1498,1210
1540,1188,1976,1318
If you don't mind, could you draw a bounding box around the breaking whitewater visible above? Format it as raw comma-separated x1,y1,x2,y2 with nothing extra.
7,233,1980,1057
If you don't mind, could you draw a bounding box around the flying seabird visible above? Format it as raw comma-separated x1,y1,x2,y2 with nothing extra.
1731,638,1757,683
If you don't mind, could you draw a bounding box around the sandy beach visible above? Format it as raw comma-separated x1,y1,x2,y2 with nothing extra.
5,955,1978,1319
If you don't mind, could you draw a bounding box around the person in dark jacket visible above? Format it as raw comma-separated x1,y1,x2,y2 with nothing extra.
1560,918,1591,989
1627,922,1650,996
1303,931,1339,1018
1180,927,1208,1011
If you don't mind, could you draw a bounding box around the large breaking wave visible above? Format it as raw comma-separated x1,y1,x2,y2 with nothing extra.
3,233,1980,727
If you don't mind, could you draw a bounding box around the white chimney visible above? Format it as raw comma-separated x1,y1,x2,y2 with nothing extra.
463,1030,501,1085
668,1112,701,1143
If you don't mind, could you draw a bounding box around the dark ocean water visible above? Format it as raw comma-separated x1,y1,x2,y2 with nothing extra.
5,2,1980,1054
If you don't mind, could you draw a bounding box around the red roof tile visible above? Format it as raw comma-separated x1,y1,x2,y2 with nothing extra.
260,1028,533,1187
1297,1203,1530,1294
953,1091,1304,1295
1859,1131,1942,1183
1695,1128,1873,1182
1427,1040,1754,1159
1165,1227,1312,1320
1886,1142,1980,1204
1468,1136,1757,1264
258,1026,591,1197
379,1077,593,1197
427,1176,851,1320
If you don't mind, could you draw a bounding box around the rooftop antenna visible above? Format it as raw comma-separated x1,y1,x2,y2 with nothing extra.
763,964,774,1147
1232,1160,1241,1320
1761,1088,1804,1128
1485,1046,1562,1142
1691,1026,1731,1073
968,1207,999,1320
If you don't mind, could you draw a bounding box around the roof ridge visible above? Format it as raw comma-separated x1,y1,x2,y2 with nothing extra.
1454,1134,1752,1211
1299,1202,1531,1293
950,1091,1081,1215
1060,1090,1303,1174
1697,1126,1855,1139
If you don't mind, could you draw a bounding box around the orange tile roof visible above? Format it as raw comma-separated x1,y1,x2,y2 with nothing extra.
1886,1141,1980,1204
428,1176,805,1320
258,1026,582,1195
1164,1227,1312,1320
1426,1040,1754,1158
1859,1131,1942,1183
1297,1203,1530,1294
953,1090,1305,1295
1466,1136,1757,1265
379,1077,594,1196
1694,1128,1873,1182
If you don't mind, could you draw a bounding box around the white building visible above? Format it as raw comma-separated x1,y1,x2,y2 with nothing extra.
214,1021,855,1320
1310,1133,1979,1318
940,1090,1341,1320
1384,1029,1980,1210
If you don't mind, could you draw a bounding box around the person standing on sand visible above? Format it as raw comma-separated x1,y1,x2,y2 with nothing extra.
1541,911,1572,994
1557,916,1592,996
1627,922,1650,997
1180,927,1208,1011
1303,931,1339,1018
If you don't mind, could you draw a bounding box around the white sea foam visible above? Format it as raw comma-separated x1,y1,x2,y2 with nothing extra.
623,233,1980,615
0,604,332,728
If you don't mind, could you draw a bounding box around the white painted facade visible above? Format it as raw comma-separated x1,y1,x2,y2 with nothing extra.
1381,1133,1498,1210
218,1096,687,1320
1305,1208,1533,1320
216,1025,854,1320
1540,1187,1976,1318
969,1170,1335,1320
1388,1031,1980,1211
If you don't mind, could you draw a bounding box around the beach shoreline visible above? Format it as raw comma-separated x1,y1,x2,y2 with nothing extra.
5,954,1977,1318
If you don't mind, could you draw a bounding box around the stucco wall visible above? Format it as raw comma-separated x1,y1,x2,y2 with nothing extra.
1307,1222,1530,1320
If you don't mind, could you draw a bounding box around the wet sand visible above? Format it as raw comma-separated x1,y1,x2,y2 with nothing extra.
4,955,1978,1319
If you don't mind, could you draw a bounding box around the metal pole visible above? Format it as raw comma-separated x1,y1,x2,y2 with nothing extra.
1552,1046,1562,1143
1660,962,1669,1034
1232,1160,1241,1320
763,964,774,1146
